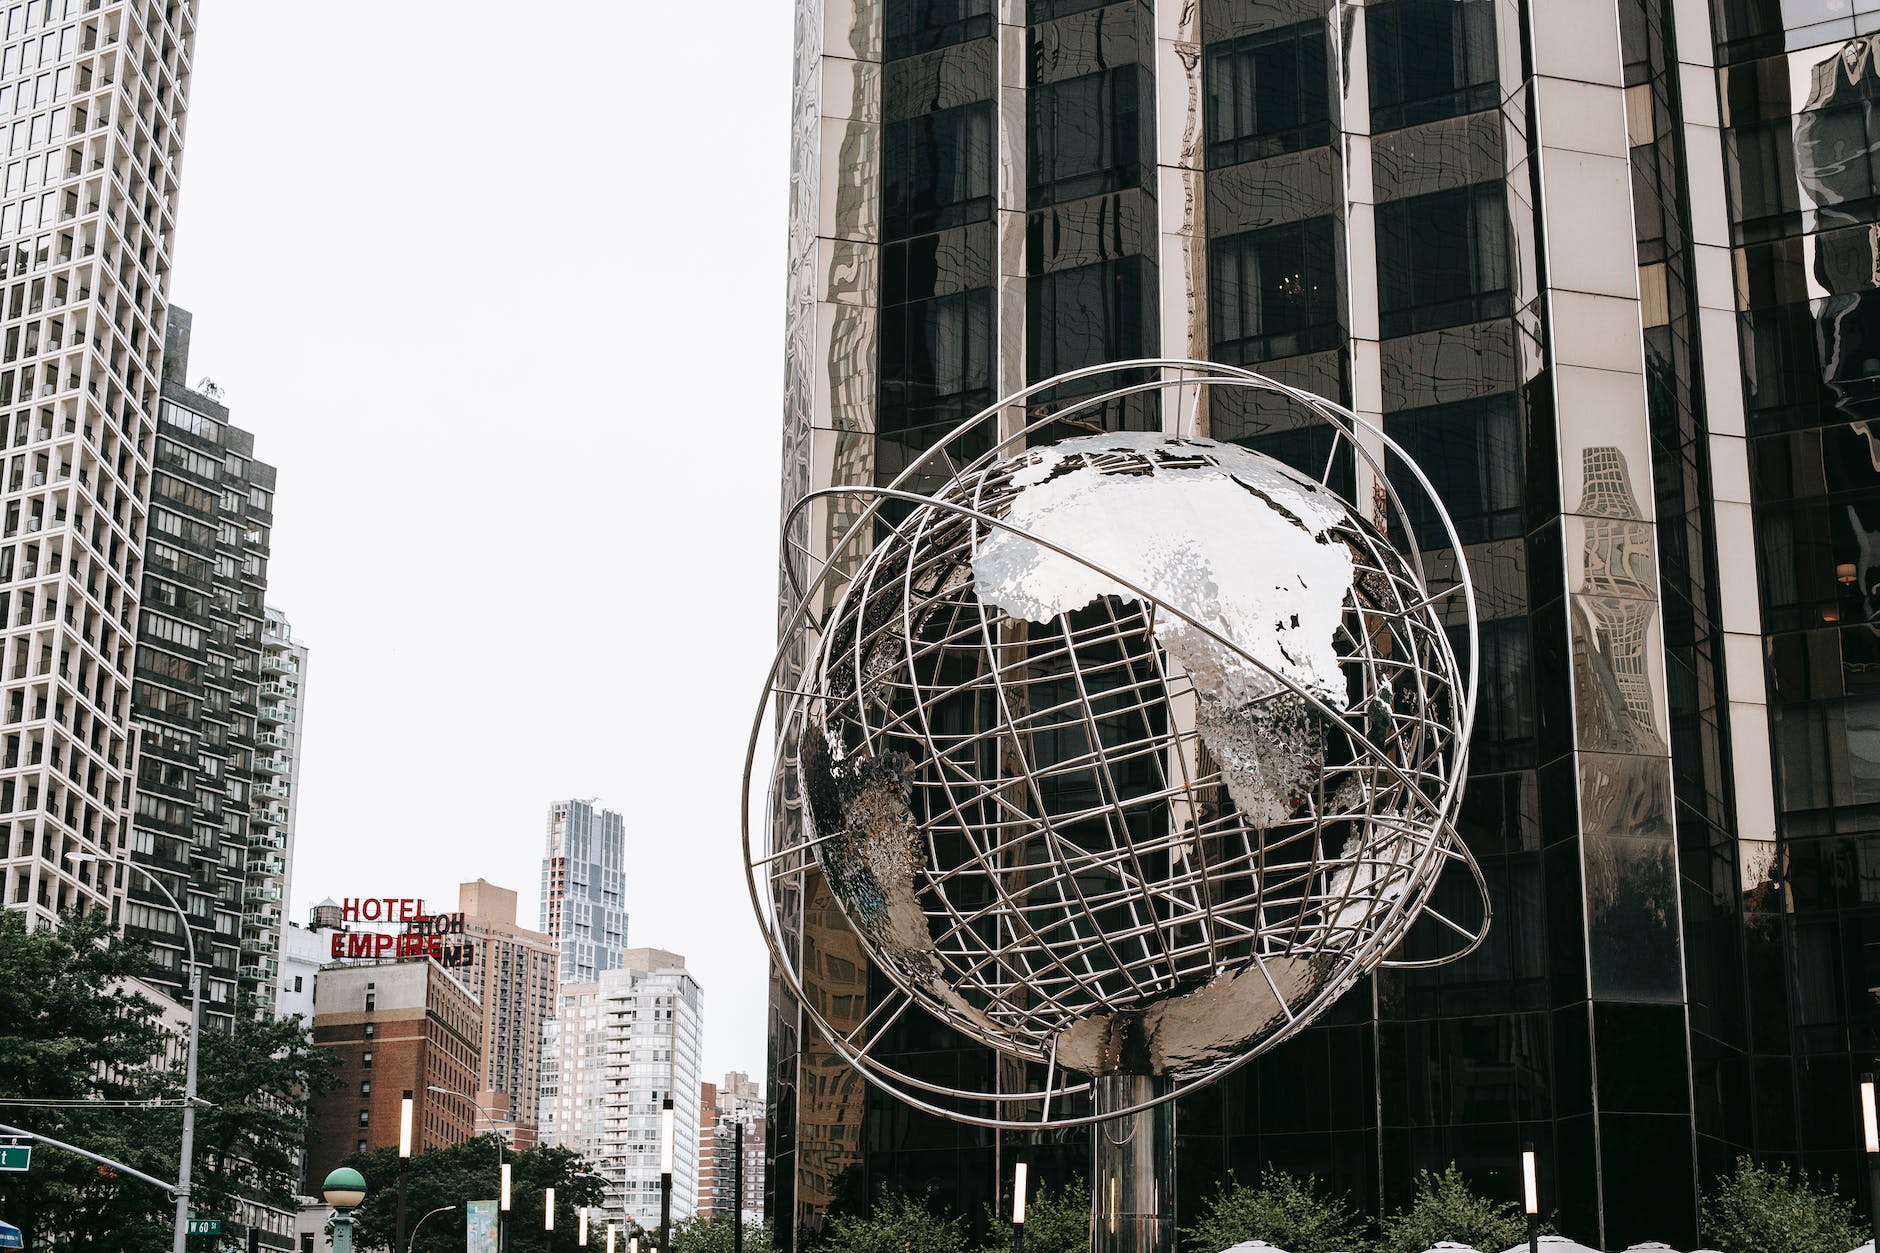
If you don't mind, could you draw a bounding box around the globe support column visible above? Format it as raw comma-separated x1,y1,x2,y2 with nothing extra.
1092,1076,1175,1253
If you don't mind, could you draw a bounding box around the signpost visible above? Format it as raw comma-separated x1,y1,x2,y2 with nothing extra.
0,1147,29,1172
466,1200,499,1253
186,1219,221,1236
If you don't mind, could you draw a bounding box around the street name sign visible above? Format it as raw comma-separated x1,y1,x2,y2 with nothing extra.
0,1147,28,1171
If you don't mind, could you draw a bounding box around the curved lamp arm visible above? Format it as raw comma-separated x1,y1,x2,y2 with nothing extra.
407,1204,457,1253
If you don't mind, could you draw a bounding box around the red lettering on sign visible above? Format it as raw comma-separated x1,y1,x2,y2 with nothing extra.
330,933,345,958
341,898,361,921
347,933,373,958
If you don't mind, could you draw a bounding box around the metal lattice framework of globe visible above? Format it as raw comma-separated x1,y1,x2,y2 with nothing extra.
746,360,1487,1129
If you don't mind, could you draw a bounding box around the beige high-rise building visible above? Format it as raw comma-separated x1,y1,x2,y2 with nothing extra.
0,4,198,939
459,877,554,1148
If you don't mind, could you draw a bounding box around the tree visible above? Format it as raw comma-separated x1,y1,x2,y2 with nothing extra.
1181,1167,1368,1253
810,1191,973,1253
0,909,180,1253
1700,1156,1865,1253
1375,1165,1526,1253
995,1175,1090,1253
186,998,336,1223
341,1138,607,1252
671,1214,778,1253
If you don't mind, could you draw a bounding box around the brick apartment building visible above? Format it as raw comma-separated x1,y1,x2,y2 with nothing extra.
459,878,555,1148
306,958,482,1182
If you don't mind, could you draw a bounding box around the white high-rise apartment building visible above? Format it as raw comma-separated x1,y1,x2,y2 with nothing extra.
249,605,305,1013
540,797,627,983
540,947,702,1234
0,1,197,931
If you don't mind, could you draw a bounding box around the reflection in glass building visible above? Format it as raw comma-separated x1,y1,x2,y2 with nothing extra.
774,0,1880,1247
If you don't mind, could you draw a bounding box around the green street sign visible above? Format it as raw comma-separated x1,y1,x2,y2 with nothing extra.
0,1146,29,1171
186,1219,220,1236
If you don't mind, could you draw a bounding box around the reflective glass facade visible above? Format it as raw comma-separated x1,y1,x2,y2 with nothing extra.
773,0,1879,1247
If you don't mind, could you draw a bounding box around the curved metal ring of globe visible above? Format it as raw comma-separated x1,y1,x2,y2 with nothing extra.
745,360,1487,1130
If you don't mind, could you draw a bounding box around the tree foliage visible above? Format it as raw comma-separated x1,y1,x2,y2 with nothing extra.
1699,1156,1865,1253
341,1138,606,1252
0,910,183,1252
187,997,335,1215
0,911,332,1251
1374,1165,1526,1253
671,1214,778,1253
808,1191,974,1253
1181,1166,1369,1253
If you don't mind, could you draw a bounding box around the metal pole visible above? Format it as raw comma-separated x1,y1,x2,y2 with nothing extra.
125,863,202,1253
500,1159,512,1253
1012,1159,1026,1253
733,1120,743,1253
332,1208,356,1253
1866,1075,1880,1246
408,1204,456,1253
69,853,200,1253
659,1096,674,1253
1091,1075,1174,1253
1870,1155,1880,1249
396,1089,415,1248
1522,1140,1539,1253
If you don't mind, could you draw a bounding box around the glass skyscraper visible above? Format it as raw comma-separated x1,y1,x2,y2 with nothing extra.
540,796,628,983
771,0,1880,1248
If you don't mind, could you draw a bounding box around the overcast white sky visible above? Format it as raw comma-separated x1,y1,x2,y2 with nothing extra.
167,3,796,1085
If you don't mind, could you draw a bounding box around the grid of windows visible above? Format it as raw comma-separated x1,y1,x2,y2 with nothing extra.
0,2,197,943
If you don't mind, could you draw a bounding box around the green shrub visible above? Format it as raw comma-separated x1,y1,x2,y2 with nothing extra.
1180,1166,1369,1253
810,1191,972,1253
1700,1156,1864,1253
1374,1164,1526,1253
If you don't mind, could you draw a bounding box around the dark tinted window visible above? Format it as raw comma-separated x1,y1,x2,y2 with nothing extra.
1386,392,1525,546
880,288,995,442
1028,257,1156,382
1376,183,1512,337
1205,21,1330,167
1209,217,1341,364
885,0,994,59
1030,67,1148,205
884,103,996,240
1367,0,1498,132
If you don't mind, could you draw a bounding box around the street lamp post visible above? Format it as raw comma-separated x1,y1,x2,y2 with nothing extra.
545,1185,557,1253
1862,1074,1880,1242
1012,1160,1027,1253
324,1167,367,1253
606,1222,617,1253
1521,1141,1540,1253
70,851,201,1253
733,1119,744,1253
407,1204,457,1253
397,1090,415,1249
500,1160,513,1253
658,1097,674,1253
427,1084,510,1248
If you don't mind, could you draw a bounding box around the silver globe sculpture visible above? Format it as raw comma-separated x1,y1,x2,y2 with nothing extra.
747,360,1487,1132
